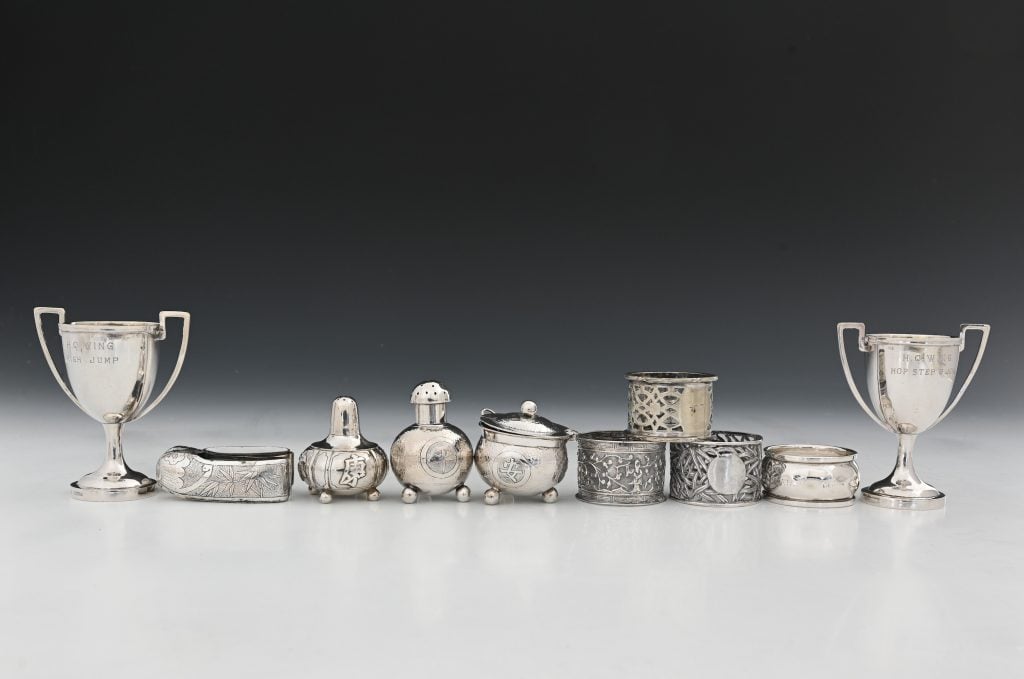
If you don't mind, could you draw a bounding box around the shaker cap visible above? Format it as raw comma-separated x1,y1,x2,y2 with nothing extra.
411,381,450,405
479,401,575,440
319,396,380,452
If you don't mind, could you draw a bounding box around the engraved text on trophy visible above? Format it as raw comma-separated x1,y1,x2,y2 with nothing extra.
64,339,119,365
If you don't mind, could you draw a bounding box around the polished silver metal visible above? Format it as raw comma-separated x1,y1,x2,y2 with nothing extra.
299,396,389,503
669,431,763,506
34,306,191,501
475,400,575,505
838,322,990,510
576,431,666,506
390,381,473,503
626,372,717,442
762,445,859,508
157,446,293,502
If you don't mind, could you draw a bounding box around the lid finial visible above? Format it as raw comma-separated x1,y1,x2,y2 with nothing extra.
326,396,363,449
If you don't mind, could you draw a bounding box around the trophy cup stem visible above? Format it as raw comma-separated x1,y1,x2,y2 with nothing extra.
70,423,157,502
861,433,946,510
893,433,921,486
104,422,126,467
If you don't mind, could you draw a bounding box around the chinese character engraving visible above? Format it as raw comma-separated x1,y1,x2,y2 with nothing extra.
498,456,525,484
338,455,368,486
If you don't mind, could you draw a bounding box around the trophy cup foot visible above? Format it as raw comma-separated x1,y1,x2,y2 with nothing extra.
71,469,157,502
861,481,946,511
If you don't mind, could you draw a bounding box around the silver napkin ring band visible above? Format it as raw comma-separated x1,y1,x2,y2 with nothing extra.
156,446,294,503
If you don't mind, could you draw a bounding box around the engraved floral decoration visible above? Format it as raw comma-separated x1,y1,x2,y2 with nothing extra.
577,449,665,498
158,447,286,499
762,458,784,491
191,464,284,499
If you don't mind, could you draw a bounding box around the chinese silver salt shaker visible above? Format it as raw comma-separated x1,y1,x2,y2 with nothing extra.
298,396,389,503
390,381,474,504
669,431,763,506
576,431,666,506
475,400,575,505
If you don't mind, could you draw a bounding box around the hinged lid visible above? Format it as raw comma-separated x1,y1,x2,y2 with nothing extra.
479,401,575,440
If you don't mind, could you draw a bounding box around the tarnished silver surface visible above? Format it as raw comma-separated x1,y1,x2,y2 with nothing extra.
838,322,990,510
298,396,389,503
33,307,190,501
390,381,473,503
475,400,575,505
157,446,293,502
576,431,666,506
626,372,716,442
669,431,763,506
763,445,859,508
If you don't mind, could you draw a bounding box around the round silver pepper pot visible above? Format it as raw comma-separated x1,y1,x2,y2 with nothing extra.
298,396,389,503
475,400,575,505
390,381,474,504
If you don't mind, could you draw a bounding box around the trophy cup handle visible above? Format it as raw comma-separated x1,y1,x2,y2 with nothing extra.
135,311,191,421
33,306,90,416
932,323,990,428
837,322,887,429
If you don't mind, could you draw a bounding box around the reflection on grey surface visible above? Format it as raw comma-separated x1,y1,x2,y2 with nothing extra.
2,404,1022,676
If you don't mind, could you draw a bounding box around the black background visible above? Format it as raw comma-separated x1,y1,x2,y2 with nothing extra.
3,2,1021,414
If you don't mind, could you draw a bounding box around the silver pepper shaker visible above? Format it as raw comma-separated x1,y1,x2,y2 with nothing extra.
390,381,474,504
298,396,389,503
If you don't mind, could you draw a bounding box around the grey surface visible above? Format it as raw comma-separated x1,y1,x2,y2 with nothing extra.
1,400,1021,677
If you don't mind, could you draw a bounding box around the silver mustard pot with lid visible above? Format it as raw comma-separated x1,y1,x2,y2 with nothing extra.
298,396,389,503
475,400,576,505
390,381,474,504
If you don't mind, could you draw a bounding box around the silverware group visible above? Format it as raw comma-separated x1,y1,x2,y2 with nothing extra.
33,307,991,511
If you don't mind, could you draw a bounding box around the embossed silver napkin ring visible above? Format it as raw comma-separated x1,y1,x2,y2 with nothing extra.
669,431,763,506
576,431,666,506
626,372,717,441
157,446,294,502
762,445,859,508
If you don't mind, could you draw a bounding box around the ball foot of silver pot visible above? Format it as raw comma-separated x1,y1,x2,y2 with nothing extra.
401,486,418,504
483,487,500,505
319,491,333,504
366,488,382,502
455,485,471,502
541,488,558,503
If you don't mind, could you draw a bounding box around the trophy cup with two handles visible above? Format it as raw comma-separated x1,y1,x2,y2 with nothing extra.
34,307,190,501
837,322,989,510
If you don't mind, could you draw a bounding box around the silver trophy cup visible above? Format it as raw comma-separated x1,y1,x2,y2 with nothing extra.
837,322,989,510
34,307,191,501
